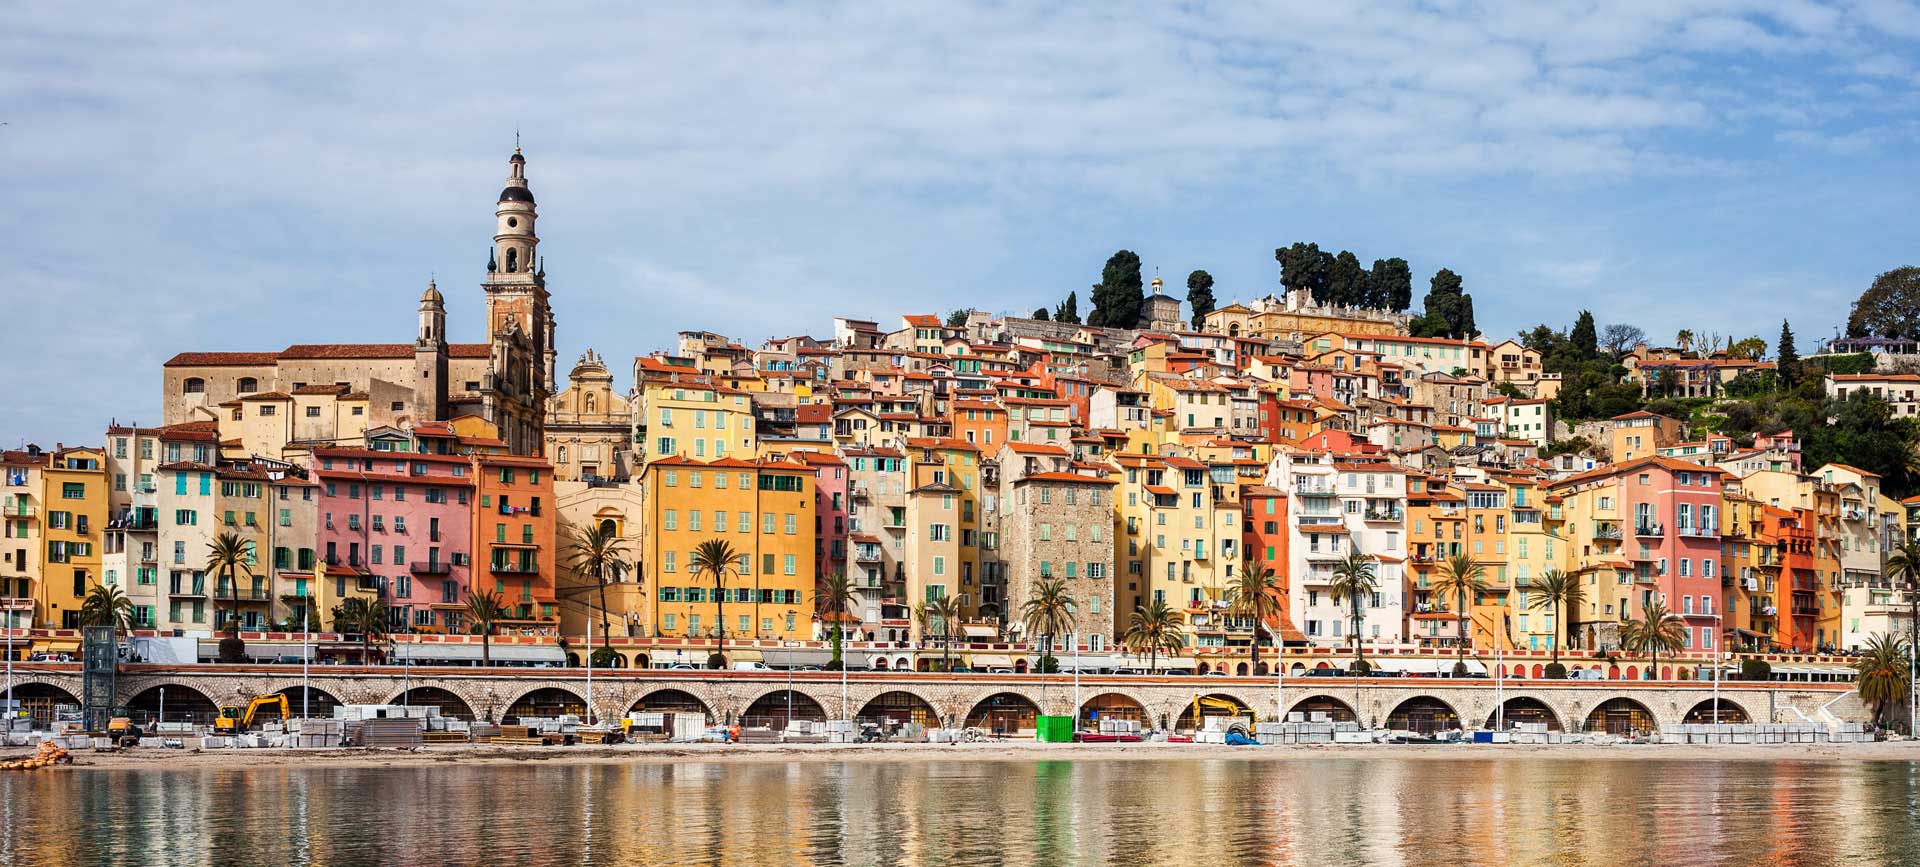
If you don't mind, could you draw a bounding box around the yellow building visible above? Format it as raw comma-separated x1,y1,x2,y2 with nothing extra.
899,438,984,627
1505,475,1566,651
639,456,816,641
41,447,108,629
2,450,44,633
1462,481,1514,650
1111,452,1242,642
637,381,757,470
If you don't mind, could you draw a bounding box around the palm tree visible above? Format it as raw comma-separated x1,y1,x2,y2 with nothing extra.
1675,329,1694,354
1884,541,1920,709
1327,549,1377,669
1021,578,1076,670
464,589,509,667
931,594,964,672
206,531,254,662
563,523,630,659
1854,633,1912,731
1526,569,1584,674
1228,564,1283,668
1620,600,1687,681
689,539,740,667
1433,552,1488,674
816,572,854,670
1122,601,1187,674
79,581,134,634
331,596,390,664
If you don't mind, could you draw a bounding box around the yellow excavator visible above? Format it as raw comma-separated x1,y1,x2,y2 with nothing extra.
1191,696,1257,732
214,694,289,733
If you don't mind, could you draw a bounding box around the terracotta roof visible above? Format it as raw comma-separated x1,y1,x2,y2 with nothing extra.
164,351,280,367
1004,443,1069,456
1017,472,1117,485
292,384,348,395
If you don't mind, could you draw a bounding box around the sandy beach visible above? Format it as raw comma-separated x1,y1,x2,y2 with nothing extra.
15,738,1917,773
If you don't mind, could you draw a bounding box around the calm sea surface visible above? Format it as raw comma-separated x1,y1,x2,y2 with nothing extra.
2,757,1917,866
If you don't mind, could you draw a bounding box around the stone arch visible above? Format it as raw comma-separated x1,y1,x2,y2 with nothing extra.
1386,695,1462,735
1287,694,1358,723
5,682,80,728
1485,696,1561,731
965,692,1041,736
391,686,475,721
1582,697,1657,736
126,684,219,725
505,686,587,721
1290,662,1308,676
1079,692,1149,728
630,688,713,724
1175,692,1257,733
1683,697,1750,724
858,690,941,728
1234,662,1250,676
261,685,343,721
740,690,826,729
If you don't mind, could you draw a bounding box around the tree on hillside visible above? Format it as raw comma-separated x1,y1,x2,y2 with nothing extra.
1328,250,1368,307
1727,336,1767,360
1369,257,1413,311
1847,266,1920,339
1032,307,1050,321
1276,242,1332,302
1055,291,1082,324
1186,270,1215,328
946,308,973,327
1601,323,1645,357
1777,320,1799,388
1410,268,1476,338
1088,250,1144,328
1522,324,1567,361
1570,311,1599,360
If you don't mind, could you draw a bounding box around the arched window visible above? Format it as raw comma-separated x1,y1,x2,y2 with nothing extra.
183,377,205,395
236,377,258,393
506,248,518,273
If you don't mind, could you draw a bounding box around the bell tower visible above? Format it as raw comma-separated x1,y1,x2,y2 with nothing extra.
480,147,556,455
413,279,449,421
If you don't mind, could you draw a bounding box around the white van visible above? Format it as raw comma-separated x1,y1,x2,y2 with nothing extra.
730,661,772,672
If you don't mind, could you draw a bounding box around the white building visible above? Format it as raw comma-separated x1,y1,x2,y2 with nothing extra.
1267,451,1407,647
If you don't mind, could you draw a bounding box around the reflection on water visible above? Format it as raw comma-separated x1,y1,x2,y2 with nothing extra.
1,757,1917,866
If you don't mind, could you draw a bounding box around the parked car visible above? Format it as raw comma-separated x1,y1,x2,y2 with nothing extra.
666,663,699,670
1203,670,1228,677
28,652,72,662
1305,668,1345,677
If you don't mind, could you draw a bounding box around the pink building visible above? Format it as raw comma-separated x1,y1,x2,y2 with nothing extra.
314,446,475,632
795,450,847,580
1620,458,1726,652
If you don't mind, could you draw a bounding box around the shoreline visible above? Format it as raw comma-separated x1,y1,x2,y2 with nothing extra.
21,739,1920,772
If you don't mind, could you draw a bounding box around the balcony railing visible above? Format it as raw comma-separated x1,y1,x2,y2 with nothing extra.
1593,524,1622,541
1363,509,1404,522
410,560,452,575
1634,522,1664,537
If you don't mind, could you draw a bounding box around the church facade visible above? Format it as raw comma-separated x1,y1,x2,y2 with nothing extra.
161,150,557,457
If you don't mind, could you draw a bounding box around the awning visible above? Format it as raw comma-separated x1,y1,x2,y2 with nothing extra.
761,648,836,667
390,643,565,663
961,624,998,638
969,653,1015,669
1054,655,1117,671
1385,658,1487,675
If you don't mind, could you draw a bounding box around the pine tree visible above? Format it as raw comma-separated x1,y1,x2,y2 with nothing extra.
1369,257,1413,311
1185,270,1215,328
1328,251,1367,307
1054,291,1081,324
1570,310,1598,359
1777,320,1799,388
1032,307,1050,321
1089,250,1144,328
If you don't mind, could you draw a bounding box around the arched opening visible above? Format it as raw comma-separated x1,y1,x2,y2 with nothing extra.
272,686,343,721
1235,662,1250,676
1254,662,1269,676
1291,663,1307,676
1013,658,1028,674
740,690,826,729
1287,695,1357,723
965,693,1040,737
1625,666,1640,680
506,248,519,273
1228,323,1241,337
126,684,219,726
1386,696,1461,735
1607,664,1621,680
506,687,586,722
1485,696,1561,731
1175,693,1255,734
1079,693,1148,729
1683,698,1750,724
5,683,80,728
598,518,616,537
894,656,910,671
392,687,474,721
557,446,568,464
1531,664,1544,678
858,691,940,729
1660,666,1672,681
1197,662,1211,675
1584,698,1657,736
630,689,712,724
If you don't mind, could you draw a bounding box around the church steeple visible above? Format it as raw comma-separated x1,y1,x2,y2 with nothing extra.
494,148,538,277
479,146,556,456
413,278,449,422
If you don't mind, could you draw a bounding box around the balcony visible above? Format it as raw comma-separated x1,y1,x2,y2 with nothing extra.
489,559,540,574
410,560,452,575
850,484,871,500
1292,481,1336,497
1634,522,1664,537
168,584,208,598
1679,525,1718,538
1363,508,1404,522
0,597,33,612
5,503,36,519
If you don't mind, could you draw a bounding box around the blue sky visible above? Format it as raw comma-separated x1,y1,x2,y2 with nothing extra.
3,2,1917,446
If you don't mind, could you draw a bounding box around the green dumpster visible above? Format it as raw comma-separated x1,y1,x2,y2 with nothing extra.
1035,715,1076,743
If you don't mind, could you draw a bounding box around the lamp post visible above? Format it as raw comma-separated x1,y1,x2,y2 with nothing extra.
1710,609,1724,725
158,687,165,727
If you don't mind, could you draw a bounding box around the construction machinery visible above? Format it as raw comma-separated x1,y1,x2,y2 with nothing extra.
214,694,289,733
1191,696,1257,733
107,717,142,747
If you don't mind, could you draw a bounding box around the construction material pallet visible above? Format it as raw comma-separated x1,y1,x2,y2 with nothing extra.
422,732,470,744
489,736,551,746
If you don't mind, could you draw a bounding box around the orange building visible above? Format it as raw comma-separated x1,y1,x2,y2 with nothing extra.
950,400,1008,450
472,453,558,631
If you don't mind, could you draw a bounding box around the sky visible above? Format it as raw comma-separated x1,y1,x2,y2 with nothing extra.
3,1,1918,447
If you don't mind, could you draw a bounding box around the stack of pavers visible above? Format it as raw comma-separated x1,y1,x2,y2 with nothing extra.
1253,712,1344,744
1659,722,1836,745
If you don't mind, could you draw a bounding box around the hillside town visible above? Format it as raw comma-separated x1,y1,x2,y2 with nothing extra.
4,150,1916,686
